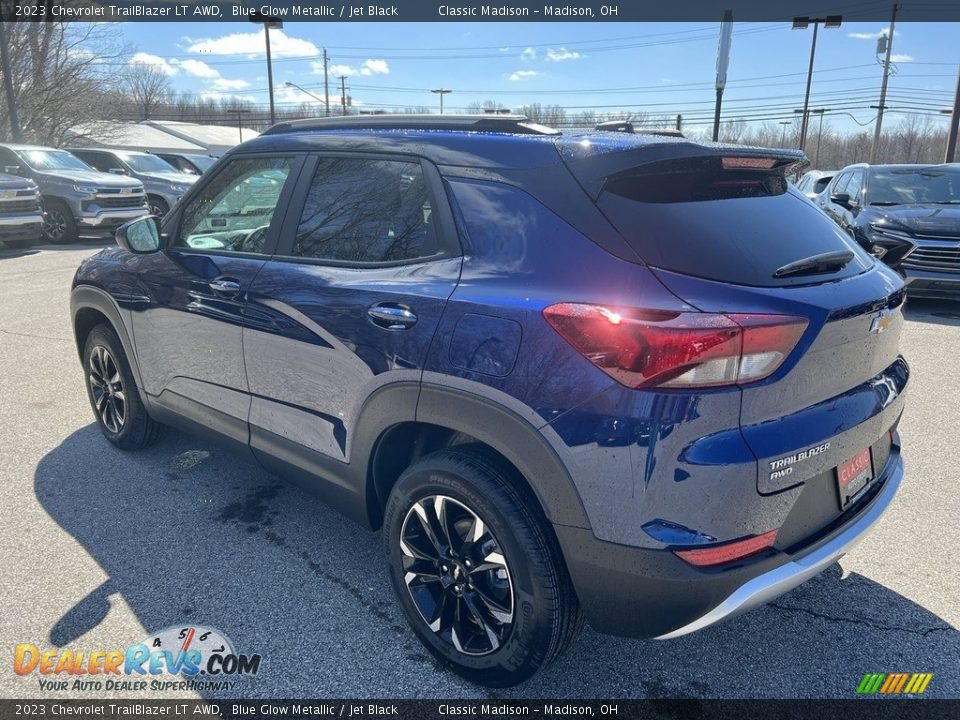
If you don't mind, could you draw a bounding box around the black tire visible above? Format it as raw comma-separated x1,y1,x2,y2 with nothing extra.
83,323,162,450
384,447,581,687
42,199,78,244
147,195,169,219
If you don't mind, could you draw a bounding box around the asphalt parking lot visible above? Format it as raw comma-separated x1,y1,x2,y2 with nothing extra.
0,243,958,700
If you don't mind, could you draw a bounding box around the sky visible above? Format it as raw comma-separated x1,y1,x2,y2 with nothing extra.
116,20,960,135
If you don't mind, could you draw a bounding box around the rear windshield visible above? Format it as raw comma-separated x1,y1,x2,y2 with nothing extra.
597,158,874,287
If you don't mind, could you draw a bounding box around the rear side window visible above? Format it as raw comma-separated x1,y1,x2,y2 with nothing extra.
596,157,873,287
292,158,438,264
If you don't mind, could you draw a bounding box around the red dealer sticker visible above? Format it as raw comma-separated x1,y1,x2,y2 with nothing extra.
836,447,874,509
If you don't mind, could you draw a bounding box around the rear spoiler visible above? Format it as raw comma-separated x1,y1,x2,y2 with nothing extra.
560,141,808,199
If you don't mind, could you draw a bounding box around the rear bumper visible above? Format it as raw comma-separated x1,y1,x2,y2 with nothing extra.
556,448,903,639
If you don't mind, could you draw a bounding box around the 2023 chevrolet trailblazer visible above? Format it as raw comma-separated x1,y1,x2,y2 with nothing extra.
71,116,908,686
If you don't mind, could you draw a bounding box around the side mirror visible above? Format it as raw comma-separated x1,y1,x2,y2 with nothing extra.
108,168,128,175
116,216,161,254
831,192,851,208
4,165,21,175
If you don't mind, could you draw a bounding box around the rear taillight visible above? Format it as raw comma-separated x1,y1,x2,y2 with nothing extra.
673,529,779,567
542,303,807,389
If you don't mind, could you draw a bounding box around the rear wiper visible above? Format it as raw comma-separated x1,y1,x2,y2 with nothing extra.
774,250,855,278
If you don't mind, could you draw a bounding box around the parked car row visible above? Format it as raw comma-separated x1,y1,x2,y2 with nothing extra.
0,144,215,249
800,163,960,300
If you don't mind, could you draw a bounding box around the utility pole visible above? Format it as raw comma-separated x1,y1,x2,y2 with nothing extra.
779,121,792,147
944,65,960,163
431,88,452,114
712,10,733,142
870,3,899,164
0,22,20,142
339,75,348,116
323,49,330,117
676,114,682,132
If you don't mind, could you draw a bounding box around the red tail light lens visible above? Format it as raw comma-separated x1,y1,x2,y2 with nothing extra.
673,529,779,567
542,303,807,389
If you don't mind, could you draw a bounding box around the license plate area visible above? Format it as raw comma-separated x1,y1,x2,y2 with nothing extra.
836,447,874,510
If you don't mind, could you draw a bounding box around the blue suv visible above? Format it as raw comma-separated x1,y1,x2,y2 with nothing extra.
71,116,908,686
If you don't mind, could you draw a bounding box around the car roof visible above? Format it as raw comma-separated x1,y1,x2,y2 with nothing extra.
0,144,67,152
239,122,800,174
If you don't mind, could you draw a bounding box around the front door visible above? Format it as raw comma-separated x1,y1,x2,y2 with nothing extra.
131,154,303,443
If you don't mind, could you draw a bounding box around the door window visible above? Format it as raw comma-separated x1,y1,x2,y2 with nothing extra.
844,172,864,205
832,172,851,195
176,157,293,255
291,158,439,264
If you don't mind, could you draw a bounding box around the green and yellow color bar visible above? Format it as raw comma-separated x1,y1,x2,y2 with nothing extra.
857,673,933,695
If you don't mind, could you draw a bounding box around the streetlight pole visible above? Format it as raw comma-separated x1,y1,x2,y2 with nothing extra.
284,81,329,115
870,3,899,163
250,13,283,126
431,88,452,114
792,15,842,152
779,120,792,147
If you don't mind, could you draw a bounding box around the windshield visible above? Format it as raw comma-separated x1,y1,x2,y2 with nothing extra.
118,152,179,174
868,167,960,206
188,155,216,172
17,149,92,172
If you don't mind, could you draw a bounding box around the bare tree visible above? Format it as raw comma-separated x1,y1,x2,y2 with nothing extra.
124,62,172,121
0,22,129,145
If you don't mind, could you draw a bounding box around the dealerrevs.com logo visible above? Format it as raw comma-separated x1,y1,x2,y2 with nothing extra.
14,625,261,693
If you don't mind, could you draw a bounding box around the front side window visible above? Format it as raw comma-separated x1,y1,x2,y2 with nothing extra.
831,173,850,195
845,172,864,204
176,157,292,254
292,158,437,264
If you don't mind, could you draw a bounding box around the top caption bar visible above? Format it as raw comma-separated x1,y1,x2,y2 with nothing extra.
3,0,960,22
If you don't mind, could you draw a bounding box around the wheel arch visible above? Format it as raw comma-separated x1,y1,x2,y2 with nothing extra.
358,383,591,533
71,285,147,404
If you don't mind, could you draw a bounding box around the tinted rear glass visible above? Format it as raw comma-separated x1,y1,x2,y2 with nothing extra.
596,158,874,287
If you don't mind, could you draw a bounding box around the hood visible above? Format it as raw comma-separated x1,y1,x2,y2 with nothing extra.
138,171,198,186
37,169,143,189
867,204,960,238
0,173,35,191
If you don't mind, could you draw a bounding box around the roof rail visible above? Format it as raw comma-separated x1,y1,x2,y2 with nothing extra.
261,114,561,137
594,120,685,138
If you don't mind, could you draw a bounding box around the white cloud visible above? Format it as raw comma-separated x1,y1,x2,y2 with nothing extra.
212,77,251,90
520,47,536,61
175,58,219,79
321,59,390,77
185,29,319,58
130,52,178,76
545,48,583,62
509,70,539,81
890,53,913,62
849,27,896,40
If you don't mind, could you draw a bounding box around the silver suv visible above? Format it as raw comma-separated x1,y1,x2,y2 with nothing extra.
0,144,148,244
68,148,196,219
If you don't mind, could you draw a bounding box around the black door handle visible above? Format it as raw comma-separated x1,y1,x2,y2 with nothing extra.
367,303,417,330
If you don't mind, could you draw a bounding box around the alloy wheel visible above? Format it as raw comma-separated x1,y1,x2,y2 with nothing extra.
43,208,67,242
399,494,514,656
88,345,126,433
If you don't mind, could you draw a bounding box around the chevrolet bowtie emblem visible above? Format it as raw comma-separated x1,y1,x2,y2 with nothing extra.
870,308,894,334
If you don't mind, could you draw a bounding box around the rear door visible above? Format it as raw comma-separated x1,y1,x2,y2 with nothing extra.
131,154,303,444
242,153,461,487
